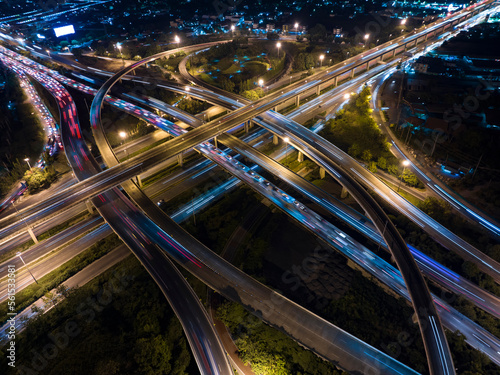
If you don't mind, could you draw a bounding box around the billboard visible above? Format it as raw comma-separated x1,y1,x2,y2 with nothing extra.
54,25,75,38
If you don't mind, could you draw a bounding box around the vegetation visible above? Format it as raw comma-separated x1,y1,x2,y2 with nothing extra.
0,256,195,375
0,69,45,195
320,86,423,188
188,40,285,94
216,301,345,375
0,233,121,324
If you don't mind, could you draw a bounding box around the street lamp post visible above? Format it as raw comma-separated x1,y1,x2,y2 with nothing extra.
231,25,235,35
17,252,38,284
24,157,31,170
397,160,411,192
276,42,281,58
283,136,290,164
294,22,299,33
364,33,370,47
174,35,180,48
319,54,324,67
116,43,124,65
119,131,127,145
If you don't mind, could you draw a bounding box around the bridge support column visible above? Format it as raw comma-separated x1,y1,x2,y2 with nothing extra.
273,134,279,145
214,136,218,148
85,199,95,213
319,167,326,179
244,121,249,133
316,85,320,95
365,61,370,71
295,95,300,107
350,69,355,78
136,175,142,188
334,76,338,87
340,186,349,199
28,227,38,244
297,152,304,163
177,153,184,167
392,49,397,57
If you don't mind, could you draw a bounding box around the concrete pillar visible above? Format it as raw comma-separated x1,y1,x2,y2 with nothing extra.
334,76,338,87
319,167,326,179
85,199,94,213
274,106,278,112
214,136,218,148
365,61,370,71
136,175,142,188
350,69,355,78
340,186,349,199
28,228,38,244
297,151,304,163
392,49,396,57
295,95,300,107
316,85,320,95
247,120,252,129
177,153,184,167
273,134,279,145
244,121,249,133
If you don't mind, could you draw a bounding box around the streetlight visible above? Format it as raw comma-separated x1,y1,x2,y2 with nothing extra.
258,78,264,88
174,35,180,47
119,131,127,145
344,93,350,100
24,157,31,170
364,33,370,47
276,42,281,58
46,49,50,57
116,43,124,65
231,24,235,34
294,22,299,33
319,54,324,67
401,18,407,25
397,160,411,192
17,252,38,284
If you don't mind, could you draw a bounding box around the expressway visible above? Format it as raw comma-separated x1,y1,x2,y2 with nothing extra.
90,33,456,375
0,7,496,372
0,45,425,375
0,53,233,375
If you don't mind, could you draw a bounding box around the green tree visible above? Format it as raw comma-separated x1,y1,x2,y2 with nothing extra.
348,143,361,158
377,156,387,170
361,149,373,162
134,335,172,375
267,32,279,41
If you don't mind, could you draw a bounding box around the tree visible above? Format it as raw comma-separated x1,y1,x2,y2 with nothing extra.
241,90,259,100
220,77,235,92
361,149,373,162
348,143,361,158
134,335,172,375
377,156,387,170
267,32,279,41
307,24,327,42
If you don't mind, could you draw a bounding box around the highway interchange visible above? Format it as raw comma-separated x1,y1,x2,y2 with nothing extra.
1,2,500,374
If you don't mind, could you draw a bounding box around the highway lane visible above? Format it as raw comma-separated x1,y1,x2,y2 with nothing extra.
1,30,498,290
218,133,500,321
0,220,109,303
0,55,233,375
0,45,488,374
0,11,496,364
87,36,427,375
196,140,500,367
